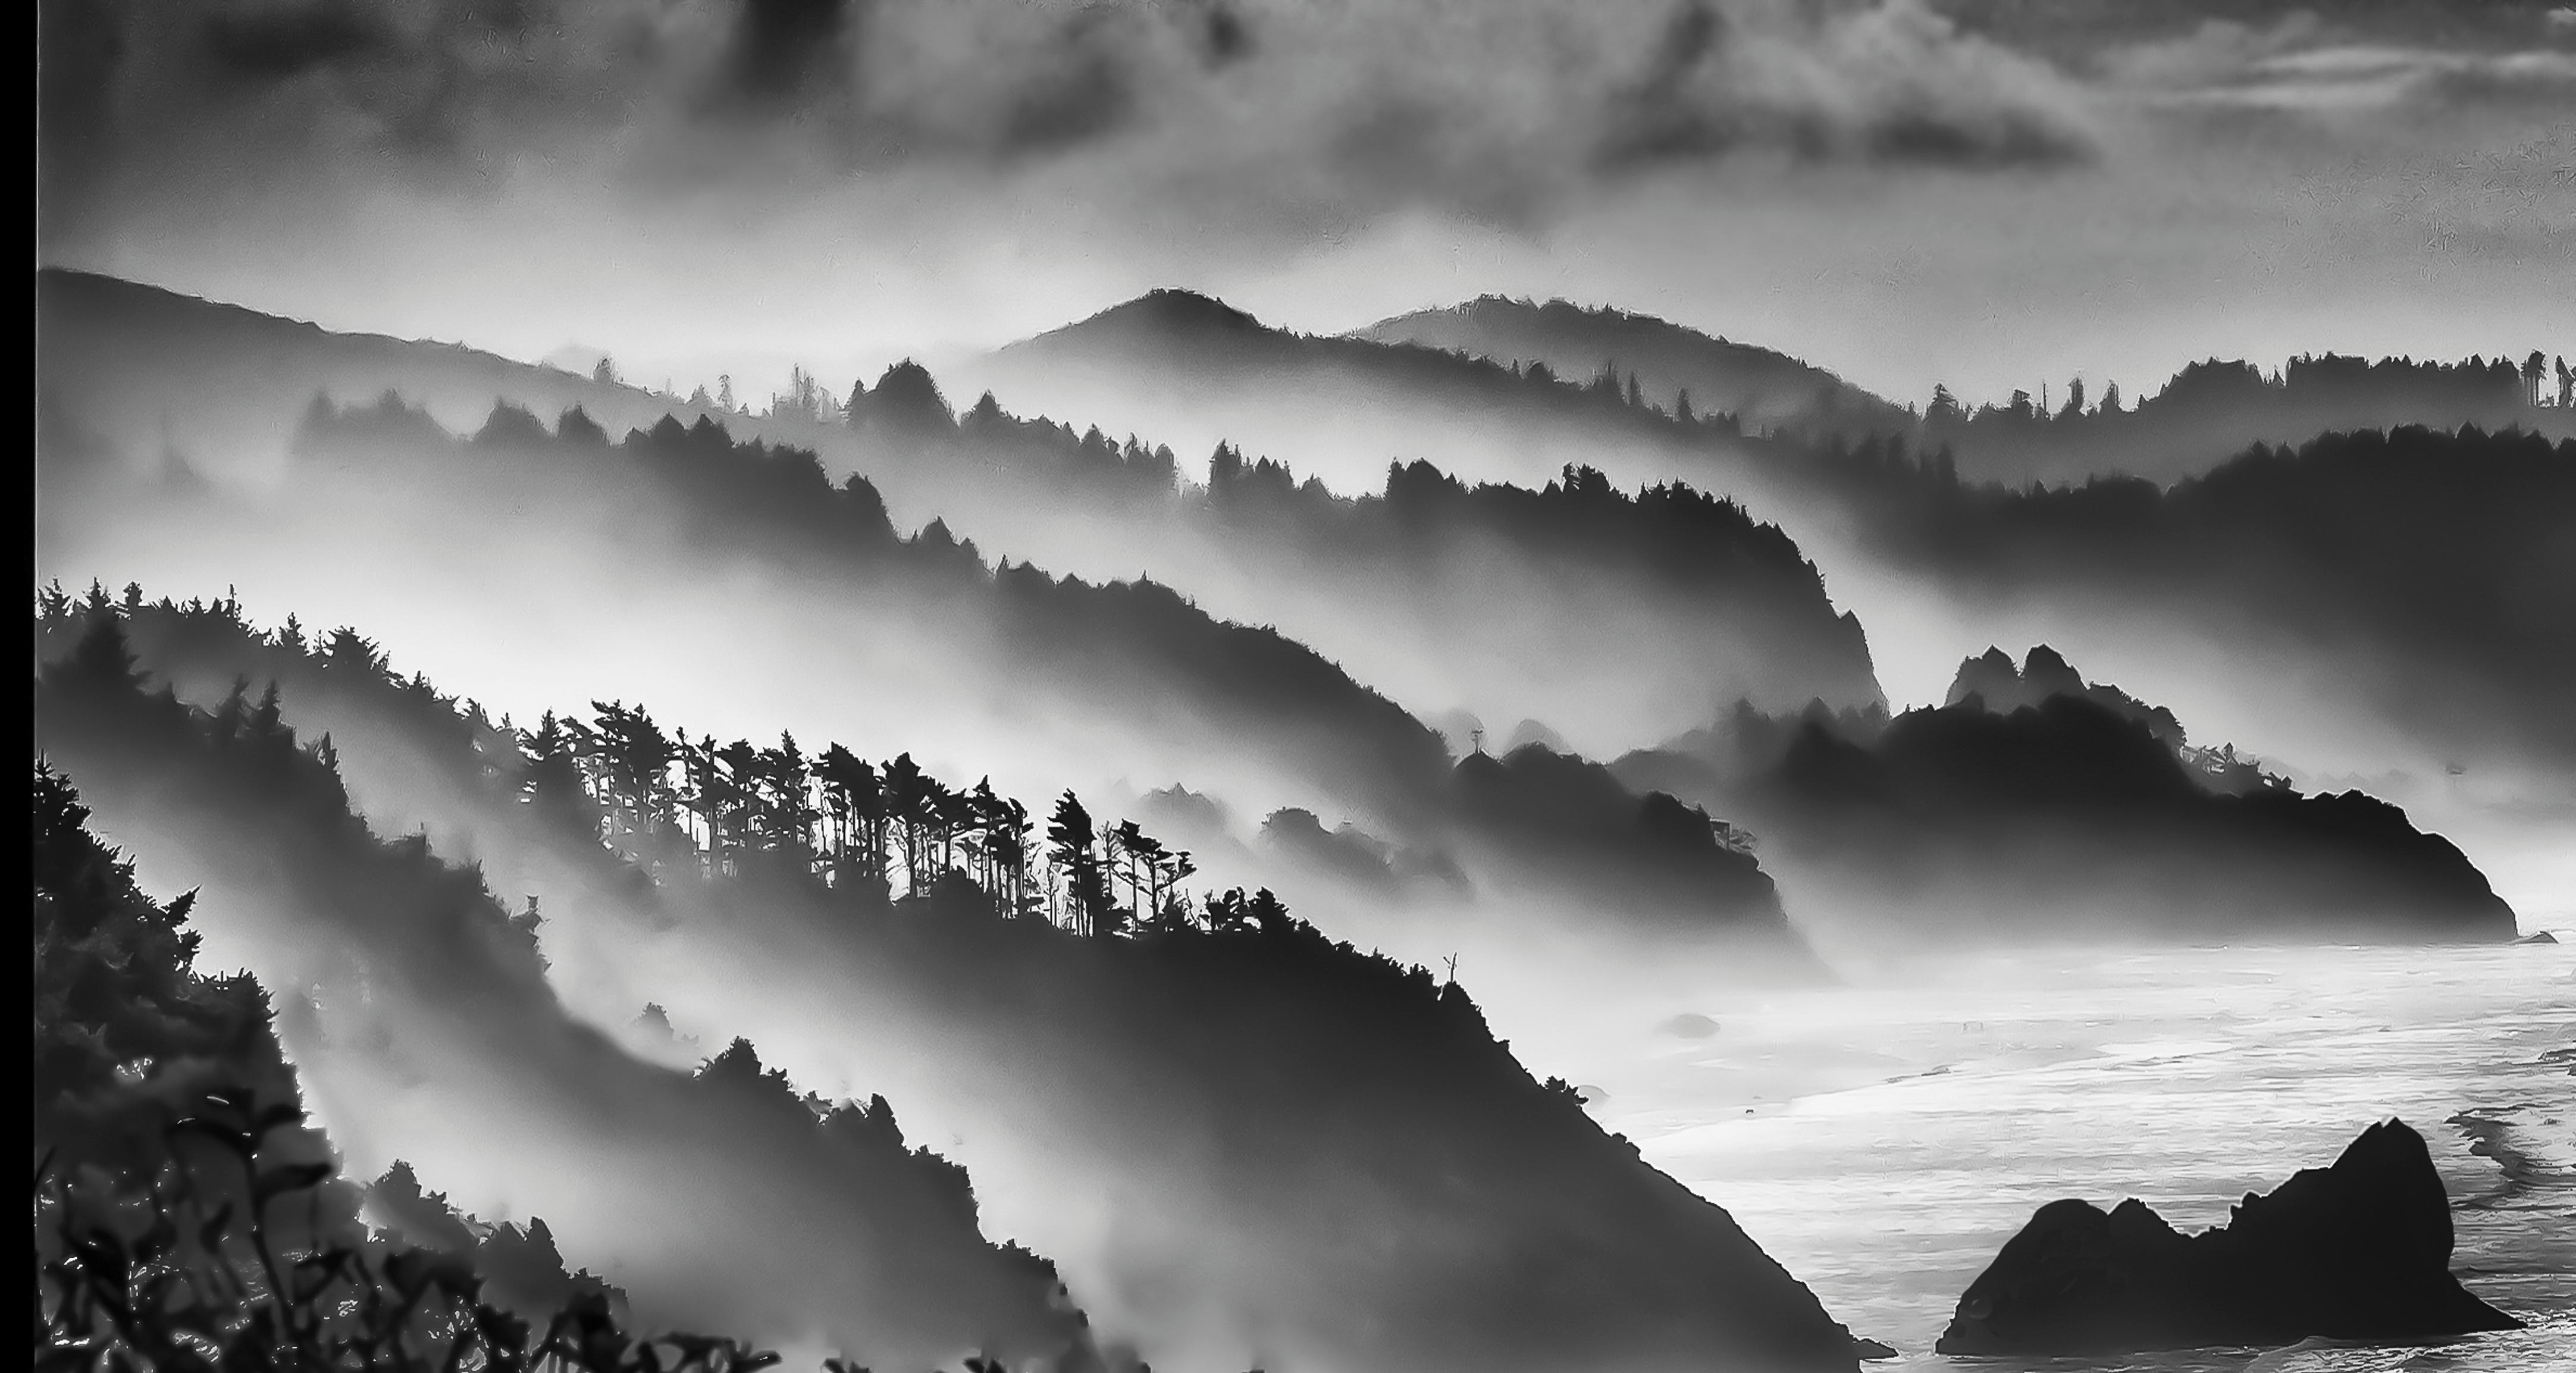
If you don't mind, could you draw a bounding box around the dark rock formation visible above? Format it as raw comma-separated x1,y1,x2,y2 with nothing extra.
1938,1120,2521,1355
1943,644,2186,749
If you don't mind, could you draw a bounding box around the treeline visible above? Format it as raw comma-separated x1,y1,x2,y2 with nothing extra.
39,582,1262,941
1010,286,2572,479
955,385,1847,601
1919,352,2558,435
763,346,1884,716
35,615,1137,1366
1354,291,2572,483
814,357,1888,723
937,397,1881,707
1898,352,2572,485
282,399,1804,938
304,391,1446,810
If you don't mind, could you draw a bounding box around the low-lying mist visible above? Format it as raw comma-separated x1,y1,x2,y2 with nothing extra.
36,605,1876,1373
43,385,1842,994
34,630,1097,1369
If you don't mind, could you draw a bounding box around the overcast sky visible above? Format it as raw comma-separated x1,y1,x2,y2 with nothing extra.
37,0,2576,406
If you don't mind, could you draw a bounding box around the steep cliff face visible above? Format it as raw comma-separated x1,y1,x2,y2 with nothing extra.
1939,1120,2521,1355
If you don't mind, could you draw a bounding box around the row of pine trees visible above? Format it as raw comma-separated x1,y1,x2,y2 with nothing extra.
517,700,1204,937
40,581,1276,942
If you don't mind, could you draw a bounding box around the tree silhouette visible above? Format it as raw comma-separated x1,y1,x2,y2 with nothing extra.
1044,792,1112,935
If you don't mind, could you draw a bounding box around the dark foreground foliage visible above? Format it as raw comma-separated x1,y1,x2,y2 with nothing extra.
36,1090,777,1373
32,762,776,1373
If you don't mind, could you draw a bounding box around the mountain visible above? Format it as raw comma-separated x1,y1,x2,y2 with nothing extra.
39,270,2569,920
1616,646,2521,944
1353,294,2573,487
1016,287,1281,361
39,267,1881,786
35,597,1876,1373
980,289,2576,890
1352,296,1907,434
970,286,1703,499
35,388,1834,984
921,397,1887,741
45,368,1818,970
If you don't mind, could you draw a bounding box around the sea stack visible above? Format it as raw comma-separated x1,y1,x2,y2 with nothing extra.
1938,1120,2520,1355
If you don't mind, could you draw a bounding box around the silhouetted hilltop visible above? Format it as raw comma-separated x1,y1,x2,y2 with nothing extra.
33,599,1873,1373
988,286,1674,434
1039,289,1272,349
1619,647,2518,943
1353,296,1906,432
32,623,1101,1365
1945,645,2185,750
1938,1120,2519,1355
847,358,960,435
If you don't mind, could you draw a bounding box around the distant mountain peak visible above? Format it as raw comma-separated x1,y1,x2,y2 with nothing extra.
1088,287,1269,336
1000,286,1279,361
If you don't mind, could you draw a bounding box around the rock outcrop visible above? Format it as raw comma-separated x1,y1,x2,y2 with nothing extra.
1938,1120,2521,1355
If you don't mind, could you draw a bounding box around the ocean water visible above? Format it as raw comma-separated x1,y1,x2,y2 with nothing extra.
1577,942,2576,1372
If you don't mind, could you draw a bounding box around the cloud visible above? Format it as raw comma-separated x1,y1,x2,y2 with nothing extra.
40,0,2107,245
2097,10,2576,114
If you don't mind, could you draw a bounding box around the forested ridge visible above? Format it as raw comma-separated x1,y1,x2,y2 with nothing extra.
1618,647,2522,943
34,607,1134,1366
33,593,1873,1372
282,397,1804,941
